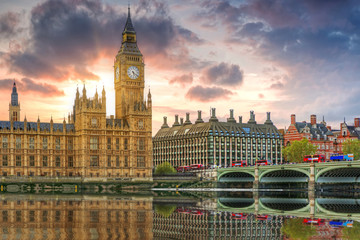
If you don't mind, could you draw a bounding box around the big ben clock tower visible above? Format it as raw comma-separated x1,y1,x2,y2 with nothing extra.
114,7,145,119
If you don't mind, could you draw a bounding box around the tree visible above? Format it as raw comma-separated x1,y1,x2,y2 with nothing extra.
282,138,317,163
154,162,176,175
154,204,177,218
342,139,360,160
281,218,317,240
342,221,360,240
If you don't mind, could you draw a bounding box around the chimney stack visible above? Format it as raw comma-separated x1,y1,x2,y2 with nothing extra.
180,118,184,125
265,112,273,125
239,116,242,124
195,110,204,124
161,116,169,129
311,114,316,126
173,115,180,127
227,109,236,123
184,113,192,125
209,108,218,122
355,118,360,128
291,114,296,125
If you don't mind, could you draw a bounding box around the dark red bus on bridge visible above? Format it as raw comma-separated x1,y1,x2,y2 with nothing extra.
303,154,325,163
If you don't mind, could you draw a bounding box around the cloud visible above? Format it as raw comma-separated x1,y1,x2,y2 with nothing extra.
0,78,64,96
199,62,243,86
258,93,264,99
269,81,284,89
0,12,22,38
186,85,233,102
169,73,193,86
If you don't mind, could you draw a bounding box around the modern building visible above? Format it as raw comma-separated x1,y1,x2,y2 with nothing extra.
284,114,360,160
0,8,152,180
153,109,283,168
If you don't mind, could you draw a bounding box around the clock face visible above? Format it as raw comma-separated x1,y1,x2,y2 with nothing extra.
127,66,139,79
115,67,120,80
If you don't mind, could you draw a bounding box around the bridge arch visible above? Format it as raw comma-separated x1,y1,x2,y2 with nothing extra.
259,169,310,183
316,166,360,182
316,199,360,217
259,198,310,213
217,198,255,211
218,171,255,182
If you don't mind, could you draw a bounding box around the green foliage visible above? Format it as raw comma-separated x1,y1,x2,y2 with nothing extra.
342,139,360,160
154,204,177,218
154,162,176,175
342,221,360,240
282,138,317,163
281,218,317,240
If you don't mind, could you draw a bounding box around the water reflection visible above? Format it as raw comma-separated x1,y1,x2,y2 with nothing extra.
0,192,360,239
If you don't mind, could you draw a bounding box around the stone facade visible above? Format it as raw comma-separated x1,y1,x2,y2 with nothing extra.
153,109,283,168
0,8,152,180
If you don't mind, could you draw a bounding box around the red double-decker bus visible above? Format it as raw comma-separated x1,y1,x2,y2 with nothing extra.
303,154,325,163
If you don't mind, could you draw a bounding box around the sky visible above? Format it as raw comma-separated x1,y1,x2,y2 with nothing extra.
1,0,360,134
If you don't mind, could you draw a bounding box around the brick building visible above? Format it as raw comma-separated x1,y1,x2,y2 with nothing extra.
284,114,360,160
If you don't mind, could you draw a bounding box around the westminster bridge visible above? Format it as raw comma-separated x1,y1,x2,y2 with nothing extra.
217,161,360,189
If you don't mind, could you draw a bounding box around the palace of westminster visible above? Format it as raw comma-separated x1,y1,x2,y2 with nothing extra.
0,9,152,180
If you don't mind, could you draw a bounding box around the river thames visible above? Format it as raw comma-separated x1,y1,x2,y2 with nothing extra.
0,190,359,239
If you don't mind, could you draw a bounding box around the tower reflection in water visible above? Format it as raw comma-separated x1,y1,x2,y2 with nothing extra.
1,192,360,239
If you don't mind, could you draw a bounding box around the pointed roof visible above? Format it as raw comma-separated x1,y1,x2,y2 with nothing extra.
123,6,135,34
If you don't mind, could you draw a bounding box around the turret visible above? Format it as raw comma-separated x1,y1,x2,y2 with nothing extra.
102,86,106,109
248,111,256,124
147,89,152,109
184,113,192,125
9,81,20,121
264,112,273,125
227,109,236,123
172,115,180,127
209,108,218,122
195,110,204,124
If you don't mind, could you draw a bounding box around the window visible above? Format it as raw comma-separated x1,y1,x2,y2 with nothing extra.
107,138,111,150
15,156,21,166
124,138,128,150
68,139,73,150
43,156,48,167
107,156,111,167
68,157,74,168
116,156,120,167
43,137,48,150
137,156,145,168
16,137,21,149
29,137,35,149
90,156,99,167
55,156,61,167
42,210,48,222
90,137,98,150
2,155,8,166
138,138,145,150
29,156,35,166
2,137,8,149
55,137,60,150
124,156,128,167
116,138,119,150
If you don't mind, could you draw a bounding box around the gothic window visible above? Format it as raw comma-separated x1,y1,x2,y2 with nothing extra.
2,137,8,149
90,156,99,167
29,156,35,167
29,137,35,149
68,139,73,150
90,137,98,150
16,136,21,149
116,138,119,150
55,156,61,167
42,156,48,167
107,156,111,167
2,155,8,166
55,137,61,150
68,157,74,168
124,156,128,167
16,155,21,166
137,156,145,168
116,156,120,167
124,138,128,150
138,138,145,150
43,137,48,150
107,138,111,150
